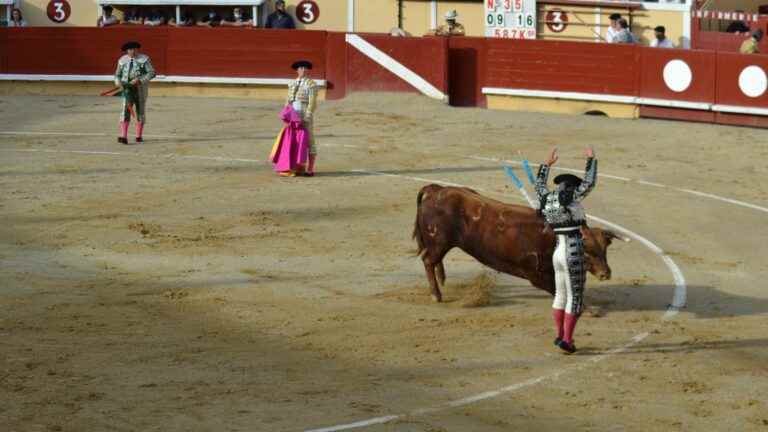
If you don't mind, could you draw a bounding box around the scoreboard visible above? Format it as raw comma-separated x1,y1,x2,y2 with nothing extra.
484,0,537,39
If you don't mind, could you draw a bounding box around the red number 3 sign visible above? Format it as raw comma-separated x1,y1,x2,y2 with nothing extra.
296,0,319,24
46,0,71,23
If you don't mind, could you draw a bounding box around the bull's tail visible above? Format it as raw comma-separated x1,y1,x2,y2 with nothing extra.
413,188,426,257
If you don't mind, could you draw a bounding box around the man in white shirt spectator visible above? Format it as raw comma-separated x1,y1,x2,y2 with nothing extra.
97,6,120,27
650,26,675,48
605,13,621,43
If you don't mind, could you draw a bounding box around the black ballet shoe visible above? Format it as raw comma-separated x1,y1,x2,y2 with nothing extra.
554,337,562,347
117,137,128,144
135,137,143,143
557,340,577,354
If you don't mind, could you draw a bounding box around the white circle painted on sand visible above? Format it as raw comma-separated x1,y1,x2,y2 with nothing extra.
738,65,768,98
663,60,692,93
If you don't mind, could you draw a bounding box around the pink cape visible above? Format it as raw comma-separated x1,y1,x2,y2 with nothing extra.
270,105,309,173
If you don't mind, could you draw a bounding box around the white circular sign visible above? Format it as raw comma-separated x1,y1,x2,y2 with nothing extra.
662,60,692,93
738,65,768,98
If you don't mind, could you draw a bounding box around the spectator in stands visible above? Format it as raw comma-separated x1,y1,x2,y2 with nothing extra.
650,25,675,48
432,10,465,36
389,27,410,37
266,0,295,29
123,8,143,25
222,7,253,27
8,8,27,27
197,9,223,27
605,13,621,42
143,9,167,26
169,11,194,27
615,18,637,44
740,29,763,54
98,6,120,27
725,11,751,34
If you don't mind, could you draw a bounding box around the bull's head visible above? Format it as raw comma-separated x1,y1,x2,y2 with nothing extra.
581,227,629,281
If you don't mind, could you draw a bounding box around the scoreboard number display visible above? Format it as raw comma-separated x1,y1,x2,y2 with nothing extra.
485,0,536,39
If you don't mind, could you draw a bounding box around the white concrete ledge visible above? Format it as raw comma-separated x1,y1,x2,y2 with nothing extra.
636,97,711,111
483,87,768,117
0,74,326,87
482,87,636,104
712,104,768,116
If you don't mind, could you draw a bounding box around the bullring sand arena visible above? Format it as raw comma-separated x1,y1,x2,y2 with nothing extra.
2,93,768,431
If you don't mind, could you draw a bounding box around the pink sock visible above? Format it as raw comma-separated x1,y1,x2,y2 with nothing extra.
552,309,565,340
119,121,129,138
136,122,144,138
563,313,579,344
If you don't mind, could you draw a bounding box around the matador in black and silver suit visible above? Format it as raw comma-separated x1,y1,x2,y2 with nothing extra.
535,148,597,354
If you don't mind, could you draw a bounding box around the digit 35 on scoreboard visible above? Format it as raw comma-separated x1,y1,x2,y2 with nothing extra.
485,0,536,39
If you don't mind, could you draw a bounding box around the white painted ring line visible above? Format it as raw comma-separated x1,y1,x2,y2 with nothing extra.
2,130,766,215
306,168,683,432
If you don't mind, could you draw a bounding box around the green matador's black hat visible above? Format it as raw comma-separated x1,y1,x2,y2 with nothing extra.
121,41,141,51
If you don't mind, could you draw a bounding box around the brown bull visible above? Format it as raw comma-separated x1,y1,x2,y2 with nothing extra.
412,184,625,302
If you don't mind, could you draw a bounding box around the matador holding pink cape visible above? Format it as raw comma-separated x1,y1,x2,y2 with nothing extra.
270,60,318,177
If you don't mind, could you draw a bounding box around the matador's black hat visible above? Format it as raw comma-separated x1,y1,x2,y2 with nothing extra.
554,173,583,187
291,60,313,70
121,41,141,51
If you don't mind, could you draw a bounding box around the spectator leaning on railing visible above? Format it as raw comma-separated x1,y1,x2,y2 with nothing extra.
725,11,751,35
614,18,637,44
169,12,194,27
222,7,253,27
740,29,763,54
650,26,674,48
266,0,295,29
197,9,223,27
143,9,167,26
97,6,120,27
123,8,143,25
8,8,27,27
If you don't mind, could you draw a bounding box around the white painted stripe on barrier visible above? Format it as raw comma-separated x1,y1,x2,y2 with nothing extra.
711,104,768,116
345,34,448,102
482,87,637,104
304,168,684,432
636,97,710,111
0,74,326,86
484,88,768,118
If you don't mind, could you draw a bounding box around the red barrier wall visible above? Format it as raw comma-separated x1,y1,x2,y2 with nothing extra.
485,39,640,96
325,32,348,100
715,52,768,109
4,27,169,75
638,48,716,103
0,29,7,74
165,28,326,78
448,36,487,107
346,34,448,95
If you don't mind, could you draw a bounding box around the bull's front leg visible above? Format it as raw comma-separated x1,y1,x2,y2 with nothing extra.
422,261,443,302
